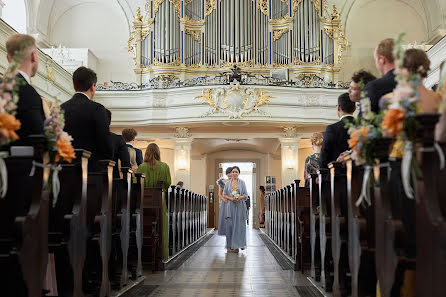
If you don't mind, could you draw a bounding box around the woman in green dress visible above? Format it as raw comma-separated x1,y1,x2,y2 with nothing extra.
136,143,171,260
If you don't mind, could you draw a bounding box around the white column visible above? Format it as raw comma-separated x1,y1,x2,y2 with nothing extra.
280,130,301,187
174,127,193,189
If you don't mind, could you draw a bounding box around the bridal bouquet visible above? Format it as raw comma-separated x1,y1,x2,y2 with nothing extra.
232,189,240,205
43,103,75,206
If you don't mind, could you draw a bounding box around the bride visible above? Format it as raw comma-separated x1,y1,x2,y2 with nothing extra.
223,166,248,253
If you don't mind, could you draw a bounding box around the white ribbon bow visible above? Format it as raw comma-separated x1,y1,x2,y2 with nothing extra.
401,141,415,199
30,161,63,207
0,151,9,198
356,165,372,207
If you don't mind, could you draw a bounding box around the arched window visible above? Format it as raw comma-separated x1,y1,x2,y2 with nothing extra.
2,0,27,33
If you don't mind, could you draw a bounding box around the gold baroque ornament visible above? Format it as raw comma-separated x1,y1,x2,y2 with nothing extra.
185,29,201,42
153,58,180,66
272,28,290,41
194,81,273,119
293,57,322,65
257,0,269,17
205,0,216,16
153,0,164,15
220,60,253,68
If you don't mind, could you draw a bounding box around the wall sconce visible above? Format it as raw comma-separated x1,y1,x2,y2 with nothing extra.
177,157,187,170
285,157,294,169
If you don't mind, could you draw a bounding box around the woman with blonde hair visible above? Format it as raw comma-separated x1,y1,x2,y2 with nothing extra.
128,147,138,172
304,132,323,187
136,143,171,260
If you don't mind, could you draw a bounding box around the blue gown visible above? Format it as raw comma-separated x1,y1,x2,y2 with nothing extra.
223,178,248,249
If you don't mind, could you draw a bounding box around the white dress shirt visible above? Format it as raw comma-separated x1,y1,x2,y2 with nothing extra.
18,70,31,84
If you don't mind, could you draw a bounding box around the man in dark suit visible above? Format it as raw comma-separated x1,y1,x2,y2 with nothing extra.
106,109,130,178
363,38,397,113
6,34,45,144
122,128,143,166
319,93,356,169
61,67,112,171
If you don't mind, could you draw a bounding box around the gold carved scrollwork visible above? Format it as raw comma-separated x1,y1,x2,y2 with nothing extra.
293,57,322,65
153,0,181,17
292,0,303,14
257,0,268,16
272,28,290,41
185,29,201,42
154,58,181,66
153,0,163,15
205,0,216,16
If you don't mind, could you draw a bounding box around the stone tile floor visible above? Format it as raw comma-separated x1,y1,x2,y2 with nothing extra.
143,228,322,297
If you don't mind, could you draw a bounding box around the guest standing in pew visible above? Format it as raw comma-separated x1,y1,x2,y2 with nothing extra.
348,70,376,117
6,34,45,144
304,132,323,187
136,143,171,260
319,93,356,169
61,67,112,171
128,146,138,172
106,109,130,178
122,128,143,166
363,38,397,113
259,186,266,226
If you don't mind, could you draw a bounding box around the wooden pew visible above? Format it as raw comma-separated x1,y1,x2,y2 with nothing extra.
415,114,446,297
128,173,144,279
293,180,311,273
0,136,49,297
142,182,163,270
109,167,132,289
49,149,90,297
318,168,333,291
329,162,350,297
309,173,321,281
346,157,376,297
84,160,115,297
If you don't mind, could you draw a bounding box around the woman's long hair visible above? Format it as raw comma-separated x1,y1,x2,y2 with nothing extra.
144,143,161,169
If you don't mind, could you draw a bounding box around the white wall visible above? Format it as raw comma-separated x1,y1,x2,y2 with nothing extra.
49,2,136,84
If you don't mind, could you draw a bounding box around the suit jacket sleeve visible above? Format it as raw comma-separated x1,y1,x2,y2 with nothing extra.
136,149,143,165
118,137,131,168
94,106,113,160
319,125,335,169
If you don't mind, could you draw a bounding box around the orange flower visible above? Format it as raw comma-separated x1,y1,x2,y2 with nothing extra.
382,109,406,137
348,126,369,150
0,113,21,140
56,139,75,163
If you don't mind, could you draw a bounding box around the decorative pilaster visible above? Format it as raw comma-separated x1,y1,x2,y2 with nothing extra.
174,127,193,188
280,127,300,187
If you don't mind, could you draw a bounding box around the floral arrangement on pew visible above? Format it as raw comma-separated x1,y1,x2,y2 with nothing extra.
380,33,444,198
345,84,386,207
42,102,75,206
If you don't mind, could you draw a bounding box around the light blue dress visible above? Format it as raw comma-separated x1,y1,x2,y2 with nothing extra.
217,178,227,236
223,178,248,250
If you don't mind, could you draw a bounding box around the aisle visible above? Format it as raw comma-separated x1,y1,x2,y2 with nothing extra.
142,228,320,297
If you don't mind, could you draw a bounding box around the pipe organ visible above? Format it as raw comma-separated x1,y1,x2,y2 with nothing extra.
129,0,347,83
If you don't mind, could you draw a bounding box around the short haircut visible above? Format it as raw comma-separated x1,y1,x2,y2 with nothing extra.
5,34,36,59
402,48,430,78
259,186,265,192
73,66,97,92
376,38,395,63
225,167,233,175
122,128,137,142
351,70,376,85
106,109,112,126
338,93,356,114
310,132,324,147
